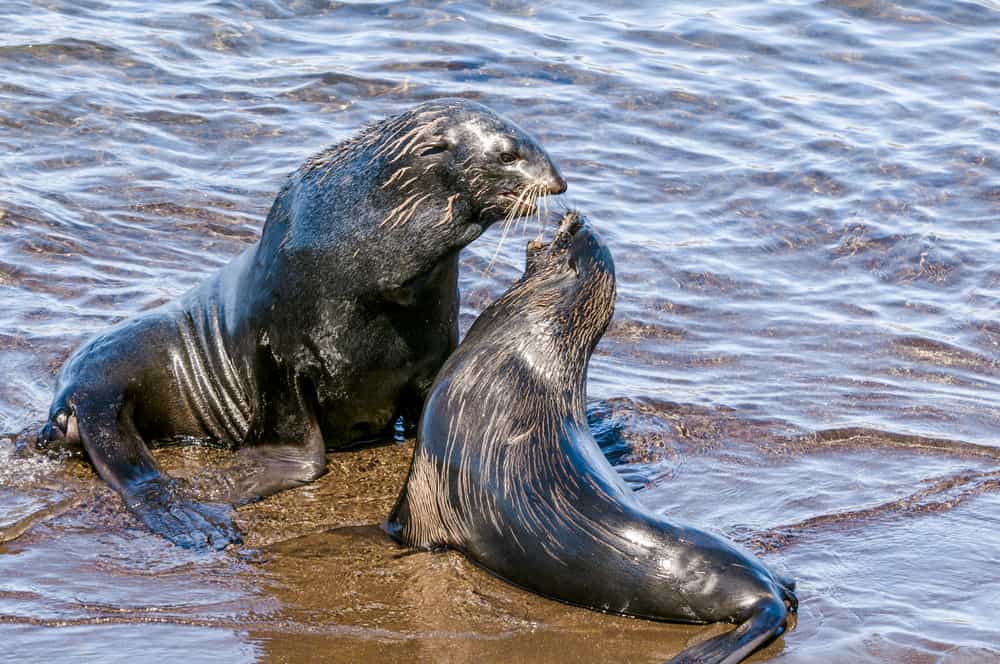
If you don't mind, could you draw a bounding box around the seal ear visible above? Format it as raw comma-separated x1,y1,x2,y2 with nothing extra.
417,141,449,158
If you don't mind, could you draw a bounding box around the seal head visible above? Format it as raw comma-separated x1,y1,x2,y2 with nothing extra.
461,210,615,386
271,99,568,293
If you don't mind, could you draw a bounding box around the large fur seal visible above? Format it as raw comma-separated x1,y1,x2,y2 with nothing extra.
37,99,566,550
388,211,797,663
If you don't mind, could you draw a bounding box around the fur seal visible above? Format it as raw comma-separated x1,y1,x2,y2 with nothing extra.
388,211,797,663
37,99,567,549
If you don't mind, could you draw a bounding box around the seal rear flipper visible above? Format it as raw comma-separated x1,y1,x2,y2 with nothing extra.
667,596,789,664
221,373,326,505
75,390,241,550
222,439,326,505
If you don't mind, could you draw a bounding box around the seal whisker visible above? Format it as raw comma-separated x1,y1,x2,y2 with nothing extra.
518,184,540,238
536,189,552,240
521,184,545,237
536,187,545,236
485,209,519,274
505,185,532,223
485,183,540,272
522,185,538,229
521,184,540,238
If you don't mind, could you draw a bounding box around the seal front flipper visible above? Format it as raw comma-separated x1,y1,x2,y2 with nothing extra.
125,477,241,550
667,595,790,664
72,388,241,550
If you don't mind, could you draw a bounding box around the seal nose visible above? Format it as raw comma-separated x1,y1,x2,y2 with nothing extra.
558,210,582,235
547,171,568,195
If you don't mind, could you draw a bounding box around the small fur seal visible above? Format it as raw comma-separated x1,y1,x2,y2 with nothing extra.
38,99,566,549
388,211,797,663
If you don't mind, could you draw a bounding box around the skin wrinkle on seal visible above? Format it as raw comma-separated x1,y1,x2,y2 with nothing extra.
388,211,797,663
175,308,248,443
37,99,568,550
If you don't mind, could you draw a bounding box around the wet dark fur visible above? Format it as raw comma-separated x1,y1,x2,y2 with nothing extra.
37,99,566,549
388,212,797,664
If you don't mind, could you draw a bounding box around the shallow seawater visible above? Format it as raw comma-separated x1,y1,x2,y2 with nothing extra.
2,1,999,662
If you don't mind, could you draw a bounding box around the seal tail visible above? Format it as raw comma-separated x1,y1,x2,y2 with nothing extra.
667,595,789,664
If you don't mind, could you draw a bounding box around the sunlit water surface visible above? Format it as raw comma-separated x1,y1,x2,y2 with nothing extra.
2,1,999,662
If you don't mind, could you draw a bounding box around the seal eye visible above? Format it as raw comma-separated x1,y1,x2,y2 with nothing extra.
499,151,519,165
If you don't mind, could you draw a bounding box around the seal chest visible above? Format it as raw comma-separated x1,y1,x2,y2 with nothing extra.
389,211,798,664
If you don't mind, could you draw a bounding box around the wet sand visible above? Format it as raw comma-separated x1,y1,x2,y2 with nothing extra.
1,439,792,663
